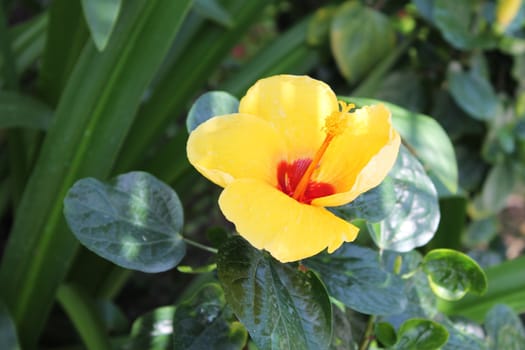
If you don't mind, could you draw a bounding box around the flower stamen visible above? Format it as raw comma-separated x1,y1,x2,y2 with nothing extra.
291,101,353,202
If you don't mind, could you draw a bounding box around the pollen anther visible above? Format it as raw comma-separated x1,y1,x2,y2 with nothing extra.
291,100,354,202
324,101,354,137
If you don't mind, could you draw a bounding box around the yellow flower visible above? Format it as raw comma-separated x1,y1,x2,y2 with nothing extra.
187,75,400,262
496,0,523,31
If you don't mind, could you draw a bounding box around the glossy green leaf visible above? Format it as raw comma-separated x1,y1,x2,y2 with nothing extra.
330,306,357,350
173,283,247,349
422,249,487,301
217,236,332,350
186,91,239,132
81,0,122,51
375,322,397,347
331,177,396,223
393,318,448,350
0,91,53,129
485,304,525,350
347,97,458,195
448,64,502,121
64,171,185,273
433,0,497,49
330,1,395,83
306,244,407,315
0,301,20,350
367,146,440,252
194,0,233,28
129,306,175,350
441,318,487,350
438,255,525,322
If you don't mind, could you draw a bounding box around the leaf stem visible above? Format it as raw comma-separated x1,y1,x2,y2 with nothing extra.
359,315,376,350
184,237,219,254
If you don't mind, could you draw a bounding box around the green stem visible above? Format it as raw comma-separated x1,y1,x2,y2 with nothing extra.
359,315,376,350
184,238,218,254
56,284,112,350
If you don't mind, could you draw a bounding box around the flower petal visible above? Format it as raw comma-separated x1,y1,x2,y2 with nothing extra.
312,104,401,207
219,179,359,262
187,113,285,188
239,75,339,159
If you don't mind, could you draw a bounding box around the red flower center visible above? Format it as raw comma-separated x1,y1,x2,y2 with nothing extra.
277,159,335,204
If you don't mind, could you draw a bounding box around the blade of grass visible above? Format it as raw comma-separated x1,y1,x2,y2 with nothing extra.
0,1,192,347
38,0,88,105
220,15,320,97
114,0,270,173
57,283,112,350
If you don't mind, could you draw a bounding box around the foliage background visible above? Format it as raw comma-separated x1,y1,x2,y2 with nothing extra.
1,0,525,349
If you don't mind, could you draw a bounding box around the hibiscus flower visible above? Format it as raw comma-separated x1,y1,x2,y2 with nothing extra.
187,75,400,262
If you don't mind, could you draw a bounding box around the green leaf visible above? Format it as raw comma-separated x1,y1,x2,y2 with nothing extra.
367,146,440,252
0,301,20,350
217,236,332,350
485,304,525,350
0,2,193,346
438,255,525,322
463,216,499,248
330,306,357,349
173,283,247,349
422,249,487,301
330,1,395,83
433,0,497,50
221,16,320,97
331,176,396,223
186,91,239,132
193,0,234,28
448,64,502,121
0,91,53,129
372,70,426,112
307,6,336,46
472,163,515,217
129,306,175,350
64,171,185,273
347,97,458,195
412,0,434,21
375,321,397,347
81,0,122,51
393,318,449,350
305,244,408,315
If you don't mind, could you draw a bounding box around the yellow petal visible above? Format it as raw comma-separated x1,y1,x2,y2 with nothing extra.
187,114,285,188
239,75,339,159
312,104,400,207
219,179,359,262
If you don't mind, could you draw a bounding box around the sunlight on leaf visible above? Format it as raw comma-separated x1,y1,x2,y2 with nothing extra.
186,91,239,132
422,249,487,301
367,146,440,252
81,0,122,51
63,171,185,273
218,236,332,350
